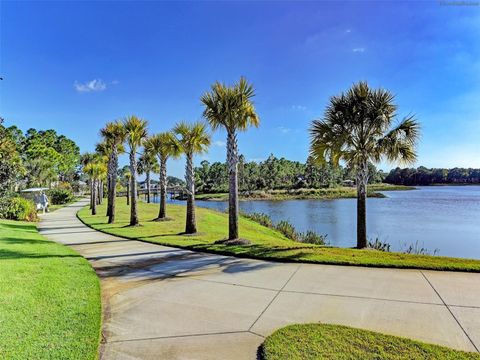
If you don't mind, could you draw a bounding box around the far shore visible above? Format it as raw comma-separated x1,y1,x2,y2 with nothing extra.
193,184,415,202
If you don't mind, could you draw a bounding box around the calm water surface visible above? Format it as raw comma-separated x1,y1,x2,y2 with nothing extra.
167,186,480,259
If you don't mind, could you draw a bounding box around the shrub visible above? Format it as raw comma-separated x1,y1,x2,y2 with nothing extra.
47,188,74,205
401,240,439,256
241,211,327,245
241,212,273,228
299,230,327,245
368,237,391,252
0,196,38,221
275,220,299,241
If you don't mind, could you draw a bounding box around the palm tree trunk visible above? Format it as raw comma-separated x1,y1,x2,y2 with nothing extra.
158,157,167,219
106,151,114,217
98,180,103,204
356,160,369,249
89,180,94,209
96,181,100,205
185,153,196,233
129,151,139,226
108,150,118,224
126,181,130,206
227,131,239,240
146,170,151,203
91,179,97,215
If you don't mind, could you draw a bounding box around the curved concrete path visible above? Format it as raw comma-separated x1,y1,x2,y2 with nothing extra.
39,199,480,359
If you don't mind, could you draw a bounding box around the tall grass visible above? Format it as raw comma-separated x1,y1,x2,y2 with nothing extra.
241,211,327,245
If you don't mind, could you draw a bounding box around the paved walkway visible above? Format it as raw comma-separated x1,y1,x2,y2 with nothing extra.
39,200,480,359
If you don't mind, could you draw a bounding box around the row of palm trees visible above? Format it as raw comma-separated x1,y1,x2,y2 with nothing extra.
83,79,419,250
83,77,259,242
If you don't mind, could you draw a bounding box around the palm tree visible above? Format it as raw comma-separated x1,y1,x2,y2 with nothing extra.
309,81,420,248
123,115,148,226
144,132,181,220
83,158,107,216
99,121,126,223
80,152,97,209
119,165,131,205
94,142,108,205
201,77,259,242
137,149,159,204
173,121,211,234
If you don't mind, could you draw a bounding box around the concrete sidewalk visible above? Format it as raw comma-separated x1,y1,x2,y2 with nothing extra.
39,199,480,359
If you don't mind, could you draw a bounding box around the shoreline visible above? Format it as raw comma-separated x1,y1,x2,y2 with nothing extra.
194,184,415,202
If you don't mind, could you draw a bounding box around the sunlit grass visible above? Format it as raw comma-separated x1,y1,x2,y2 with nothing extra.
262,324,480,360
0,219,101,359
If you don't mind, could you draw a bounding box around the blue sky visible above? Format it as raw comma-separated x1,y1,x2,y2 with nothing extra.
1,1,479,178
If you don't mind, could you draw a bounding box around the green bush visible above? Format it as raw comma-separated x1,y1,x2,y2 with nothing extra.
0,197,38,222
299,230,327,245
241,212,273,228
275,220,299,241
368,237,391,252
47,188,74,205
241,211,327,245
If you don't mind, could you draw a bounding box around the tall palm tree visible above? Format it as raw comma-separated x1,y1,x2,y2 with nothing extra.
137,149,159,203
173,121,211,234
201,77,259,242
123,115,148,226
144,132,181,220
99,121,126,223
309,81,420,248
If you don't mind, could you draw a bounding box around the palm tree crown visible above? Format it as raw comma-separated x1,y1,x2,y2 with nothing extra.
173,121,211,156
123,116,148,151
310,81,419,168
144,132,182,162
201,76,259,133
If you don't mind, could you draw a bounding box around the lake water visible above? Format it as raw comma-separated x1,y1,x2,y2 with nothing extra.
165,186,480,259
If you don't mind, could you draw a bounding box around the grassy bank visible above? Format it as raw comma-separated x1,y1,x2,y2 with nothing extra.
262,324,480,360
195,184,414,201
0,219,101,359
77,199,480,272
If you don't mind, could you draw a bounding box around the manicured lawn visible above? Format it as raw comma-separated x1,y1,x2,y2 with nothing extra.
262,324,480,360
77,199,480,272
0,219,101,359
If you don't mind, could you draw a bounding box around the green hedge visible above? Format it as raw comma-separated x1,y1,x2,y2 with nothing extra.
0,196,38,222
47,188,74,205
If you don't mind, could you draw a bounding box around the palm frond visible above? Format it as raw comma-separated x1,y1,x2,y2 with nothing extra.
201,77,259,133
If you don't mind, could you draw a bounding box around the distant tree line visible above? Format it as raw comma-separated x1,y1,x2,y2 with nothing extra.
385,167,480,186
0,121,80,190
195,154,386,193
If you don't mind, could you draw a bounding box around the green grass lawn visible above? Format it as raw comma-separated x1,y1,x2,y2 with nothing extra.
77,199,480,272
0,219,101,359
262,324,480,360
195,184,414,201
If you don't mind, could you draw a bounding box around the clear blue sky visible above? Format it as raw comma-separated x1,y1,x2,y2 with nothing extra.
1,1,479,178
